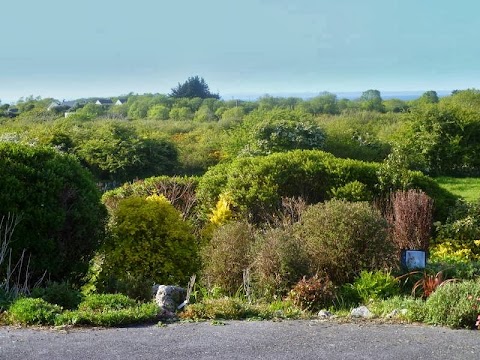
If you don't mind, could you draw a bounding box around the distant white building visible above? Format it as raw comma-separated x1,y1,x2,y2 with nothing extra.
115,98,128,105
95,99,113,106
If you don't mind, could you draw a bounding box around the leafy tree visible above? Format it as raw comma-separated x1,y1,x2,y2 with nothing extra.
394,95,480,176
383,98,409,113
419,90,439,104
194,104,216,122
169,106,194,121
359,89,385,112
245,119,325,155
170,76,220,99
0,143,107,283
299,92,339,115
226,108,320,156
147,104,170,120
76,122,178,182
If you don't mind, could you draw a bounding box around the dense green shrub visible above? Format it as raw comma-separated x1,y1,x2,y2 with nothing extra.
435,199,480,242
56,301,159,327
294,200,395,284
76,122,178,182
77,293,137,312
100,195,198,290
329,180,372,201
8,298,62,325
318,112,395,163
345,270,400,304
31,282,83,310
288,274,337,311
201,221,255,295
421,280,480,328
0,143,107,283
196,150,456,223
225,108,321,156
245,119,325,155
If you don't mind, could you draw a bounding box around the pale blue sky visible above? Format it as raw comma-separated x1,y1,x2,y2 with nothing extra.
1,0,479,102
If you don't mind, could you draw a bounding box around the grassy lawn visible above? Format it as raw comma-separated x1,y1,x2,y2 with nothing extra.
435,176,480,202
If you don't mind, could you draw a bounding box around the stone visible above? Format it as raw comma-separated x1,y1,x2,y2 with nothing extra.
318,310,333,319
350,306,373,318
154,285,187,315
386,309,400,318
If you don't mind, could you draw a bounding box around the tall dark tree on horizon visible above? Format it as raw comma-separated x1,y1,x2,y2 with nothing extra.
170,76,220,99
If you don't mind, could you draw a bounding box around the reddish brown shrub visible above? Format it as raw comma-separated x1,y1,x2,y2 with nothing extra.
385,190,433,251
287,273,336,311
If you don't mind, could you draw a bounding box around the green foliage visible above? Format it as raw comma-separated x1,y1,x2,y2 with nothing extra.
169,106,194,121
197,150,455,223
171,126,224,175
435,199,480,243
8,298,62,325
226,108,322,156
56,302,159,327
245,117,325,155
421,280,480,328
77,293,137,312
76,122,178,182
346,270,400,304
359,89,384,112
0,143,107,283
147,104,170,120
427,259,480,280
367,295,424,319
330,180,372,201
317,112,395,163
100,196,198,291
180,297,302,320
295,200,395,284
31,282,83,310
298,92,339,115
170,76,219,99
8,293,159,327
394,93,480,176
288,274,337,311
201,221,254,295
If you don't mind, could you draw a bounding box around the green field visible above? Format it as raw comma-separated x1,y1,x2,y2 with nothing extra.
435,176,480,202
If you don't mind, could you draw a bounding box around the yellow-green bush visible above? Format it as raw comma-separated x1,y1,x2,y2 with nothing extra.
99,195,199,292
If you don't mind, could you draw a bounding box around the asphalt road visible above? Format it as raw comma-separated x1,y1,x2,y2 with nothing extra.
0,320,478,360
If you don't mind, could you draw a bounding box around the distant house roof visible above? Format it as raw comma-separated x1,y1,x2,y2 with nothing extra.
47,100,79,111
115,98,128,105
95,99,113,105
5,107,19,117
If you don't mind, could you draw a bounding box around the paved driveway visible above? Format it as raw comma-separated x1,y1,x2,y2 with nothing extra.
0,320,478,360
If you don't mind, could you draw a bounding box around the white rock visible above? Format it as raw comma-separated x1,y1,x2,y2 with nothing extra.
154,285,187,315
318,310,333,319
350,306,373,318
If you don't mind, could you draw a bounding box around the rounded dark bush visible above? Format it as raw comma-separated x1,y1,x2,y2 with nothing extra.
0,143,107,283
